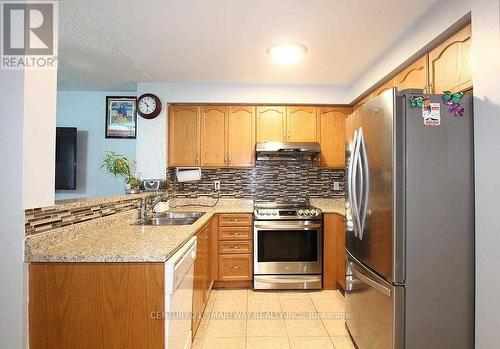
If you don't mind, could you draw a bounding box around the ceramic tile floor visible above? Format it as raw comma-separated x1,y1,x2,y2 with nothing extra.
192,289,356,349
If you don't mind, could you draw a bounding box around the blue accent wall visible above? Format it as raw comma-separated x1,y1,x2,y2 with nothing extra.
55,91,136,200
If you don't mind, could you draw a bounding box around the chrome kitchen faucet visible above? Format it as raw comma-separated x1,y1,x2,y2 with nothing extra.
139,193,168,221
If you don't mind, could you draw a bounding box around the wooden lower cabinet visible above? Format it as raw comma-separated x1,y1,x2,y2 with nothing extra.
29,263,165,349
218,254,253,281
219,241,252,254
323,213,346,291
336,215,347,290
210,214,219,282
192,225,208,334
218,226,253,240
218,213,253,227
192,217,216,337
215,213,253,284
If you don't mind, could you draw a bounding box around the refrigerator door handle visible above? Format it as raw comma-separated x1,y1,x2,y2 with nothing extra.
349,258,392,297
356,129,364,238
347,130,359,236
358,128,370,239
350,130,362,238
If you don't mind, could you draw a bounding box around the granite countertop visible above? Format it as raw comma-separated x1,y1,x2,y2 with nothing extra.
25,199,253,263
310,198,346,216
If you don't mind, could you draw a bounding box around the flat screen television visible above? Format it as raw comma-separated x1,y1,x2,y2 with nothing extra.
55,127,77,190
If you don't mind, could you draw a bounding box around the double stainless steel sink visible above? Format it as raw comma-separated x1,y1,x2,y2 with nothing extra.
135,211,206,226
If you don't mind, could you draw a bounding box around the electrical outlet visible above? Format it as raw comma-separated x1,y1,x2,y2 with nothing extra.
333,181,341,191
214,180,221,190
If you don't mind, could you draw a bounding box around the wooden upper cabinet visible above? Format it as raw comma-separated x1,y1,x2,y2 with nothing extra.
168,105,200,167
354,78,397,112
256,106,286,142
429,24,472,93
397,55,429,92
227,106,255,167
318,107,350,168
200,106,227,167
286,106,318,142
372,77,397,97
353,95,370,112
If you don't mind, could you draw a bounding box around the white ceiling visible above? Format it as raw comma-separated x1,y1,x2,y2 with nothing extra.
58,0,437,91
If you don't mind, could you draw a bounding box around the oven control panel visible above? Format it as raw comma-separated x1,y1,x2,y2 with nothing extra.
254,207,322,220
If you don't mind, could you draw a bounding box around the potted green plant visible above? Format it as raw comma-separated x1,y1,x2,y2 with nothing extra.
100,151,141,194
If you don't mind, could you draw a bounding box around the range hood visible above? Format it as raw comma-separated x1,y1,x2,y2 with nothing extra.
255,141,321,161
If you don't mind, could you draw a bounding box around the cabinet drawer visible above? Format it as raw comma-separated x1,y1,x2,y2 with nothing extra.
218,254,253,281
218,214,253,226
219,226,252,240
219,241,252,254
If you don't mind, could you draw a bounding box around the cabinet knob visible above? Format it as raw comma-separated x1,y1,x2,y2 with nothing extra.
228,154,232,164
230,232,241,235
231,246,241,250
228,266,241,269
195,155,199,164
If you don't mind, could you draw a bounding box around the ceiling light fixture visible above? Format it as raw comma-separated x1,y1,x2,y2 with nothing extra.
267,43,307,65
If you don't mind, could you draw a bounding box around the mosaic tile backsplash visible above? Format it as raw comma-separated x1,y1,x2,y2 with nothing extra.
167,161,345,203
25,163,343,235
25,197,141,236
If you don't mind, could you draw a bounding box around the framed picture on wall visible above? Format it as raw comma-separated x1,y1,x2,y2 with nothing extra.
105,96,137,139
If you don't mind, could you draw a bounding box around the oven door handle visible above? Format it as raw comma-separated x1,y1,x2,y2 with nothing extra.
254,223,322,230
254,275,322,284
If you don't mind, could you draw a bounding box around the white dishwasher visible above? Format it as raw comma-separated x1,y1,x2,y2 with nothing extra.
165,236,197,349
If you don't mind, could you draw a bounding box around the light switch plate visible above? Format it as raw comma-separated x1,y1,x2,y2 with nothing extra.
214,180,221,190
333,181,340,191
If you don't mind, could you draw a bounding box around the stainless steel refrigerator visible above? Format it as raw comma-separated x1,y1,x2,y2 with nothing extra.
344,89,474,349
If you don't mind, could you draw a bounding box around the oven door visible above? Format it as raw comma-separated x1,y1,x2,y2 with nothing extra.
254,220,322,275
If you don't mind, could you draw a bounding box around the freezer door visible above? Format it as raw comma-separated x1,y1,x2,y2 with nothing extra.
345,252,404,349
345,89,402,282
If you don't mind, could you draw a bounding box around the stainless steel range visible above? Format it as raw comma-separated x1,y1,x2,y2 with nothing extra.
253,202,323,290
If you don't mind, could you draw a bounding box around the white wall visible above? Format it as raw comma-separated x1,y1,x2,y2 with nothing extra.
55,91,137,200
471,1,500,347
23,69,58,209
136,82,350,178
349,0,471,101
0,70,27,348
